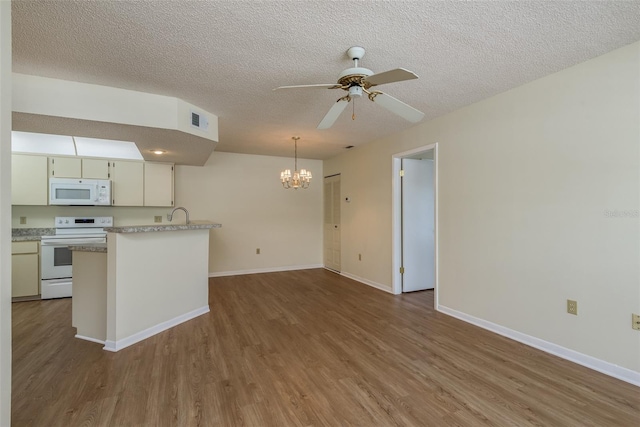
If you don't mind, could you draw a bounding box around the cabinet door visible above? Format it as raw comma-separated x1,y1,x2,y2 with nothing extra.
12,154,48,205
111,161,144,206
144,163,174,207
82,158,110,179
12,241,38,254
49,157,82,178
12,253,40,297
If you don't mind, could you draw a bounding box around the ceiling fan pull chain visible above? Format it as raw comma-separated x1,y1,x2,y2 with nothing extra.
352,99,356,121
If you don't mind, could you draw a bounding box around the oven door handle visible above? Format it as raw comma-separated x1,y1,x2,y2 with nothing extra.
41,237,106,246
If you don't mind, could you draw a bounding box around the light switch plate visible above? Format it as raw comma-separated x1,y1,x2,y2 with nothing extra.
154,216,162,223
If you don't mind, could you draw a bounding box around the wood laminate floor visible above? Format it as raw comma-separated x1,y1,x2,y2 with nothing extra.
11,269,640,426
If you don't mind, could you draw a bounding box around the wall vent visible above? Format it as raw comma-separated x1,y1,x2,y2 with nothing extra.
191,111,209,131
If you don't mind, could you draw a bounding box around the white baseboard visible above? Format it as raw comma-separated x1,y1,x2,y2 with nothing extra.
103,305,210,352
209,264,323,278
437,305,640,387
75,334,105,345
340,271,394,294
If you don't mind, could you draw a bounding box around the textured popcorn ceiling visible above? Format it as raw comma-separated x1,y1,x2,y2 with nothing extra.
11,1,640,163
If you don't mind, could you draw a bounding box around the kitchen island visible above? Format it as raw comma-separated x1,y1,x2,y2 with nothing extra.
71,221,221,351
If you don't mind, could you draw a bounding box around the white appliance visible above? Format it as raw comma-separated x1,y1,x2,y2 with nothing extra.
40,216,113,299
49,178,111,206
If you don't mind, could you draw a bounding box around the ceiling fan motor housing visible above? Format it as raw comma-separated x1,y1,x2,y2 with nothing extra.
338,67,374,88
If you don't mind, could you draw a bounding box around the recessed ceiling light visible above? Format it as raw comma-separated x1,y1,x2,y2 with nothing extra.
151,150,166,155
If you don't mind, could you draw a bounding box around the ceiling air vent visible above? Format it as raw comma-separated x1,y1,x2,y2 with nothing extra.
191,111,209,131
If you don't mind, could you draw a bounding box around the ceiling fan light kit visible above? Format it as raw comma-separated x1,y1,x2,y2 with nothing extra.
348,86,363,98
275,46,425,129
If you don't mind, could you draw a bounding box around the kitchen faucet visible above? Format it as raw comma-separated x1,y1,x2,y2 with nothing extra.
167,207,190,224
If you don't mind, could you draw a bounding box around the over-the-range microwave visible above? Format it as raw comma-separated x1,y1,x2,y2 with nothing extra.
49,178,112,206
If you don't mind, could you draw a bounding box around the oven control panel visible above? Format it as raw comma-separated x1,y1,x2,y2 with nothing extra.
55,216,114,228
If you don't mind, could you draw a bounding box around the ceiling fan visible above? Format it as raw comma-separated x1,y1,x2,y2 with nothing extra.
274,46,425,129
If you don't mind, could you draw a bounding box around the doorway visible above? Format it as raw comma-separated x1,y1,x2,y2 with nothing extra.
392,144,438,301
323,174,341,272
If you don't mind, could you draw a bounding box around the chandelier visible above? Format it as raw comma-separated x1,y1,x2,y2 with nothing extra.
280,136,312,189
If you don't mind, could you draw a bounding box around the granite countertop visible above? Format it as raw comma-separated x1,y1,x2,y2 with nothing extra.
12,228,55,242
69,243,108,253
104,221,221,234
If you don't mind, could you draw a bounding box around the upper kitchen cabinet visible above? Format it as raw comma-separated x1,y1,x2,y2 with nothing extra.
144,163,174,207
111,160,144,206
82,158,110,179
11,152,173,207
50,157,111,179
12,154,48,205
49,156,81,178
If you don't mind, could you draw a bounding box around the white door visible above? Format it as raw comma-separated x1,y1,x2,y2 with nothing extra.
324,175,341,272
402,158,435,292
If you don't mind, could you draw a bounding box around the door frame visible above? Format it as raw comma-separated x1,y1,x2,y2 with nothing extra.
391,143,439,306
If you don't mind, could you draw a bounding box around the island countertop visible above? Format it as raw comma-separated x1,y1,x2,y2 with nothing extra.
69,243,108,253
104,221,221,234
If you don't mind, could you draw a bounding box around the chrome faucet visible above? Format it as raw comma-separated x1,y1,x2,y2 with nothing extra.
167,207,190,224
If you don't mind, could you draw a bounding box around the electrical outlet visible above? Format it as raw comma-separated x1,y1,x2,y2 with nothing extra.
567,299,578,315
154,216,162,223
19,217,27,225
358,253,362,261
256,248,260,255
632,314,640,331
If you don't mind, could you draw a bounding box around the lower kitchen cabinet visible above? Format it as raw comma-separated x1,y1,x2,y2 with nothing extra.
12,241,40,299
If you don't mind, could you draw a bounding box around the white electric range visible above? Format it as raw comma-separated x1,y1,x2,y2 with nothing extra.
40,216,113,299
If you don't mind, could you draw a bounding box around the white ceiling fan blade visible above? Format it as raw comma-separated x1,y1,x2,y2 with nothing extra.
363,68,418,87
373,92,425,123
317,99,349,129
273,84,340,90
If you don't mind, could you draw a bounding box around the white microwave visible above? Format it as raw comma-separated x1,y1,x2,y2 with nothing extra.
49,178,112,206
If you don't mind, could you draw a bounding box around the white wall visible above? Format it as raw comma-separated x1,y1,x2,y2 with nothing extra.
0,2,11,424
325,42,640,375
175,151,324,275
